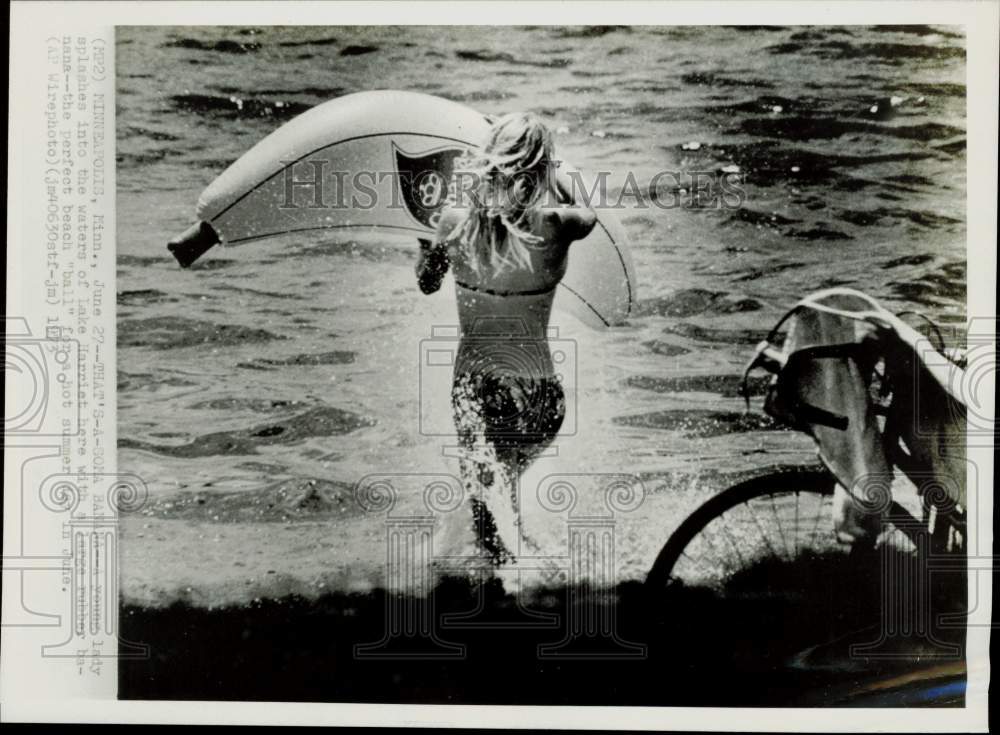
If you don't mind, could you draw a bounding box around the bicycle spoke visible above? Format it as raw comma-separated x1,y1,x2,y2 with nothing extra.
808,491,825,544
695,526,731,581
694,527,722,566
793,491,799,557
654,474,843,592
770,492,791,560
716,522,746,571
674,533,715,582
743,500,778,560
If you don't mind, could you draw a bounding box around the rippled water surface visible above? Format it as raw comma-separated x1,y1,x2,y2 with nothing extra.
117,26,966,588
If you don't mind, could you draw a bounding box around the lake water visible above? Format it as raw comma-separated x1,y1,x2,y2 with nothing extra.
116,25,966,595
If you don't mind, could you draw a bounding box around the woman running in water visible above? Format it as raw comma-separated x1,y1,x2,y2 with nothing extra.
416,112,596,566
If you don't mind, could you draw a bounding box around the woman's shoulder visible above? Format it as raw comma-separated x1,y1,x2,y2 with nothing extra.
536,205,597,242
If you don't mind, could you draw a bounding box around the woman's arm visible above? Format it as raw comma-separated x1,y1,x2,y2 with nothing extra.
416,238,449,294
415,212,453,294
549,163,597,241
552,163,580,206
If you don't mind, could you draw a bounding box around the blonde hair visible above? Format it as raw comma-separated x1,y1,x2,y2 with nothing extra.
449,112,555,276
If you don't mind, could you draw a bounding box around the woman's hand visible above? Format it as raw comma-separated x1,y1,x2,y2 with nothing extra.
416,237,450,294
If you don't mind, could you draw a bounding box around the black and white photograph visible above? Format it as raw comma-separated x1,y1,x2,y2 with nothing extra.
112,21,979,708
3,2,996,727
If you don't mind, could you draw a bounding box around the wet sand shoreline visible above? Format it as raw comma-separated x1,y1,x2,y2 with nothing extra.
120,571,967,706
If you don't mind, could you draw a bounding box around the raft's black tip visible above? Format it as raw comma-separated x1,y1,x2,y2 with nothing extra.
168,221,220,268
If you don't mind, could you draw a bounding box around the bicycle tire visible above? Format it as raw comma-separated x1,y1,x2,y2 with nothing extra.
646,467,838,591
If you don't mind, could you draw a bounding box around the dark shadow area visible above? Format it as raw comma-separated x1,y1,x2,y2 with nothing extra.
120,550,966,706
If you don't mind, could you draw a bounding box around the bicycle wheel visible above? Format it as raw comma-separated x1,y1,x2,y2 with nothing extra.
646,468,842,595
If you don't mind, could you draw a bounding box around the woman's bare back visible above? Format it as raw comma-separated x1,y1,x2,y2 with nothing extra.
426,203,596,341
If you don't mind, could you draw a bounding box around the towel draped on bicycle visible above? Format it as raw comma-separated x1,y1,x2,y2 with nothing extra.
742,287,967,551
647,287,968,590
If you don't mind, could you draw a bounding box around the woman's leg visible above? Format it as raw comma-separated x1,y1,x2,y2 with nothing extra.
451,372,567,563
451,372,519,565
504,377,566,555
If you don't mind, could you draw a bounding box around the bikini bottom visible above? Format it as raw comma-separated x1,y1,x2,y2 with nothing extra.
450,370,566,564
